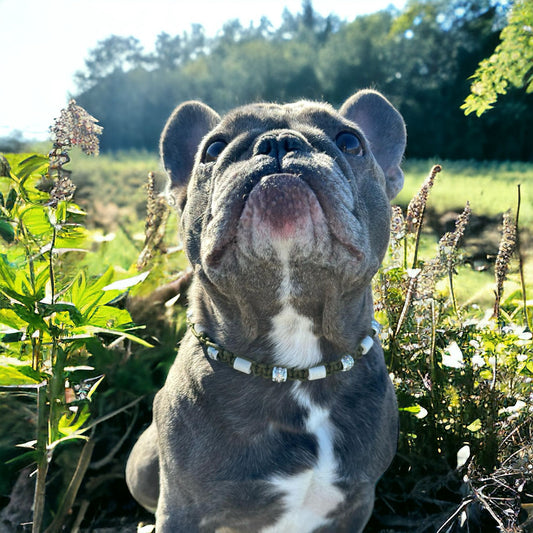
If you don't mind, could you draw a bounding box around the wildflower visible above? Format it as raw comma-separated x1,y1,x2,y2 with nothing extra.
50,99,103,156
406,164,441,234
389,205,406,265
137,171,170,270
494,210,516,319
49,176,76,206
390,205,406,240
442,341,464,369
438,202,471,270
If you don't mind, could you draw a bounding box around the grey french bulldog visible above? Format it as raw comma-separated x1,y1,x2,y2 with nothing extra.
126,89,406,532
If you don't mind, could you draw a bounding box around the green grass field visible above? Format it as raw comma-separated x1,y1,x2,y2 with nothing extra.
400,159,532,226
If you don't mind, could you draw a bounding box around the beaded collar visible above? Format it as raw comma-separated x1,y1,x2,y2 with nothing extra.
187,318,381,383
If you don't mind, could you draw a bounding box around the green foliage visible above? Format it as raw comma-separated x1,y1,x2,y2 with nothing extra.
0,128,159,531
462,0,533,116
371,164,532,531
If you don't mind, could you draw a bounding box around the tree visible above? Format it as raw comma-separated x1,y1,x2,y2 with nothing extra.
462,0,533,116
74,36,146,91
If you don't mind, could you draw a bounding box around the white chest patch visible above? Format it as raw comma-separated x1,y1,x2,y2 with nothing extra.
262,387,344,533
269,305,322,369
269,246,322,369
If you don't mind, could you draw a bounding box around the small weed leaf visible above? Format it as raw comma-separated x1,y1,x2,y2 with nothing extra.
0,218,15,242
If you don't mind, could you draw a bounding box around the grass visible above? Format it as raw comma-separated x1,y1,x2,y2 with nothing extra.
400,159,532,226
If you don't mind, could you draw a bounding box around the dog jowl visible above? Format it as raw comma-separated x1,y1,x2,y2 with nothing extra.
126,90,406,532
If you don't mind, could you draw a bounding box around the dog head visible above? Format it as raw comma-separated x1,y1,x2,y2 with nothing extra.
161,90,405,342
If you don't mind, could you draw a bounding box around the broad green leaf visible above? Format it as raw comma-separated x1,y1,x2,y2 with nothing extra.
479,369,493,380
5,188,16,211
70,271,86,308
0,309,26,330
15,154,49,184
10,303,48,331
0,357,42,385
0,286,35,308
37,301,83,325
102,271,150,292
66,203,86,216
55,224,90,249
0,254,16,289
57,403,91,437
33,264,50,295
20,205,52,237
86,306,133,329
72,325,152,347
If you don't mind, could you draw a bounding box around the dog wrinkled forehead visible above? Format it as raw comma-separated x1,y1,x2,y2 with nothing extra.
215,100,355,138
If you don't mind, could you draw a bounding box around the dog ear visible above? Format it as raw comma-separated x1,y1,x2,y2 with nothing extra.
160,101,220,209
340,90,406,200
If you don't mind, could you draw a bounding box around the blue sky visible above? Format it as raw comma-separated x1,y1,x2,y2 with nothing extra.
0,0,405,139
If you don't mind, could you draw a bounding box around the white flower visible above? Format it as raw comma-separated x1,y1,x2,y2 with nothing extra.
442,342,464,369
472,354,485,368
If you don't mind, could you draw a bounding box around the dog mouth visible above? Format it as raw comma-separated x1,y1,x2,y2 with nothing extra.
204,173,363,266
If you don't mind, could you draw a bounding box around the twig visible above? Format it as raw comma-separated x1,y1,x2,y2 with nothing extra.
90,404,139,470
435,497,474,533
71,499,90,533
79,396,144,434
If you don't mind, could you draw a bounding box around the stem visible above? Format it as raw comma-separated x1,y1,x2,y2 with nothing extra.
49,225,57,304
32,383,49,533
48,342,67,445
515,184,531,331
393,272,418,340
44,438,95,533
448,267,461,325
411,204,426,270
403,234,408,270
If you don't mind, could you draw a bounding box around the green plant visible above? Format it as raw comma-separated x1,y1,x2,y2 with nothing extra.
462,0,533,116
0,102,151,532
372,165,532,532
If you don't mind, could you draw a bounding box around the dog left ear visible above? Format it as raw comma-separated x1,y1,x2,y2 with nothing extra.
340,90,406,200
161,101,221,210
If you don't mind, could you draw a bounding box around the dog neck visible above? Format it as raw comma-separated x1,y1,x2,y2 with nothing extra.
187,317,379,383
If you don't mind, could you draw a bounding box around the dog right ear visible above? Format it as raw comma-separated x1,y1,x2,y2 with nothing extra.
160,101,220,210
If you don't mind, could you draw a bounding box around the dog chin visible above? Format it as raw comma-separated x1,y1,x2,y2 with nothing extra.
236,173,330,260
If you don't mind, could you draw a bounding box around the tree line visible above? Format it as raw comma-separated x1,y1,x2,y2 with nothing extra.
73,0,533,161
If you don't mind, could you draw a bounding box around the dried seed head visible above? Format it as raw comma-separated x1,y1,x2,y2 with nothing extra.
49,176,76,207
137,171,170,270
439,202,471,268
416,257,444,300
391,205,406,240
406,164,441,233
494,209,517,318
50,100,103,155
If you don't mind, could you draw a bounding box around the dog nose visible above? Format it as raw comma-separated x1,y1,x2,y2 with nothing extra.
254,132,307,160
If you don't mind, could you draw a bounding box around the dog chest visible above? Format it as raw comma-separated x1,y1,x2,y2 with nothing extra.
261,387,344,533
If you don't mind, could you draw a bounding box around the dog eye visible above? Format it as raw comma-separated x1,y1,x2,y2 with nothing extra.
335,132,363,156
204,140,227,163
